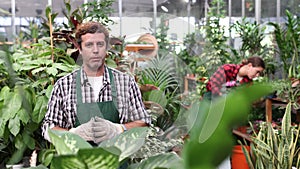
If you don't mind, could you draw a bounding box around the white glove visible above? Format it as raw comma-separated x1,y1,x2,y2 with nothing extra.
69,118,95,141
93,116,123,144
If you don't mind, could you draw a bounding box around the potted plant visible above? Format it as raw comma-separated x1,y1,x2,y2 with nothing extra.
0,34,77,167
244,102,300,169
269,10,300,80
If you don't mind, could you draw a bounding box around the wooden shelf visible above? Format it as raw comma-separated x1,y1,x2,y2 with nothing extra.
125,44,155,52
265,97,300,122
0,42,13,45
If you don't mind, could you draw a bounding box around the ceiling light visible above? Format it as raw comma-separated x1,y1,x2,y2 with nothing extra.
161,5,168,12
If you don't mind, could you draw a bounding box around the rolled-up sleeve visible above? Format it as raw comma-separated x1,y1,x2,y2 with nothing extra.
126,77,151,124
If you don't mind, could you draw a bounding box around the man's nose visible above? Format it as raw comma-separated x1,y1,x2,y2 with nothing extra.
92,44,99,52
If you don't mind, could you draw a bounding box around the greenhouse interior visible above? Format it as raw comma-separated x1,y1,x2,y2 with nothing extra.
0,0,300,169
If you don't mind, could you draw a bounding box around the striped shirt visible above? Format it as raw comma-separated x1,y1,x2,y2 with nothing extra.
206,64,251,95
42,66,151,135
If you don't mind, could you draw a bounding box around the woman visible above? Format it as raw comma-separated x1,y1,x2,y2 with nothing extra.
205,56,265,99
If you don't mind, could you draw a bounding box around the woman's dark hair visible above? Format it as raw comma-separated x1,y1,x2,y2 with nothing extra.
242,56,265,69
75,21,109,49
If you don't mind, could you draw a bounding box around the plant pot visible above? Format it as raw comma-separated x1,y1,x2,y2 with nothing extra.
231,145,250,169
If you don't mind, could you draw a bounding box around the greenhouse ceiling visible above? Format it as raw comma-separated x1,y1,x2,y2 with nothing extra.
0,0,197,18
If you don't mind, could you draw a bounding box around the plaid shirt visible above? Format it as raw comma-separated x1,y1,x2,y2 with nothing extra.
206,64,251,95
42,66,151,135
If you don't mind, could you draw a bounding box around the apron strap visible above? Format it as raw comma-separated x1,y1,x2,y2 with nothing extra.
76,68,117,104
107,68,118,107
76,68,83,104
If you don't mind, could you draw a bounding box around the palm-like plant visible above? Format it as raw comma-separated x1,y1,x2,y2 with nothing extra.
136,54,182,130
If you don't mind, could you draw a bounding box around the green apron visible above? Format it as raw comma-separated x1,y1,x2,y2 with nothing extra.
75,68,120,127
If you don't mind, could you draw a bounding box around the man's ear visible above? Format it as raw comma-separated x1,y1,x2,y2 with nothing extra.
247,63,253,67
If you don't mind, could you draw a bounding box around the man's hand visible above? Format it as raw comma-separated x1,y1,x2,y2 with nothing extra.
93,117,123,144
69,118,95,141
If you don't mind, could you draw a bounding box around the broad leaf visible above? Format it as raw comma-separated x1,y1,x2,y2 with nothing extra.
147,90,168,108
99,127,148,161
32,95,48,123
0,86,10,102
52,63,73,72
8,116,20,136
48,129,92,155
182,83,274,169
46,67,58,76
18,64,39,71
7,142,27,165
128,152,182,169
46,85,54,98
32,79,51,88
15,134,26,150
31,67,47,75
17,108,30,124
23,131,35,150
0,119,7,137
51,147,119,169
39,148,55,167
5,91,23,119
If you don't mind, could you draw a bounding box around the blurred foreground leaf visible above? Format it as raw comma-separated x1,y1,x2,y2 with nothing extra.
182,83,273,169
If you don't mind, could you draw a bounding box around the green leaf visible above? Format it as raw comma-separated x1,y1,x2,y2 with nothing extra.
15,85,34,115
147,90,168,108
36,58,52,65
48,129,92,155
32,95,48,123
0,118,7,137
31,67,47,75
3,91,22,119
45,6,52,20
23,131,35,150
51,147,119,169
282,102,291,137
46,85,54,98
182,83,274,169
105,58,117,68
32,78,51,88
18,64,39,71
0,86,10,102
99,127,148,161
65,1,71,13
39,148,55,167
52,63,73,72
8,116,20,136
17,108,30,124
15,134,26,149
46,67,58,76
128,153,182,169
7,142,27,165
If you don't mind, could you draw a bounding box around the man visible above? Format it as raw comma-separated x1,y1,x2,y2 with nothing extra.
42,21,151,144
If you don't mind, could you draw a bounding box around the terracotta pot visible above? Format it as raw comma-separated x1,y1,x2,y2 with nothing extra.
231,145,250,169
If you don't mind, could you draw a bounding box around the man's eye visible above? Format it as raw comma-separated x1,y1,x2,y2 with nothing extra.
85,43,93,48
97,42,104,47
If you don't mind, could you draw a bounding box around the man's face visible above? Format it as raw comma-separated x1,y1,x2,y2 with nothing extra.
80,33,107,73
